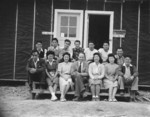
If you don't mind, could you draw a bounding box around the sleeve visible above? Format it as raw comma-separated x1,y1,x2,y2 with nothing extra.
58,63,62,73
98,48,102,53
104,65,109,79
26,58,31,72
133,65,138,77
88,63,94,79
98,65,105,79
36,59,45,73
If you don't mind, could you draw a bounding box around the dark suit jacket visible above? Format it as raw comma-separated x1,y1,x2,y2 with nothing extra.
117,64,138,78
71,61,89,77
26,58,45,73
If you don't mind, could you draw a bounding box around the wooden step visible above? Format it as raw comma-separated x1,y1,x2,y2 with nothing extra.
32,89,130,97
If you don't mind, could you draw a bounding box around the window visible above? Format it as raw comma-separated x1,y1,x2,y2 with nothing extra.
54,10,83,48
60,16,77,38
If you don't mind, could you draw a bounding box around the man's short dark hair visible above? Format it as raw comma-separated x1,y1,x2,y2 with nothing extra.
65,39,71,44
31,49,39,55
124,55,132,59
88,41,94,44
103,41,109,45
46,51,55,57
74,40,80,44
116,47,123,51
36,40,42,44
52,38,58,43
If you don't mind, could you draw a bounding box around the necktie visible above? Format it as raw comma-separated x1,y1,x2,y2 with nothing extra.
78,62,82,73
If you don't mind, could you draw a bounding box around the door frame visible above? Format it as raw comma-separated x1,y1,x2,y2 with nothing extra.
84,10,114,52
54,9,83,48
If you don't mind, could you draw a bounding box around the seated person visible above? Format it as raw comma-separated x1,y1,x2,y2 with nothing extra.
104,54,119,102
89,53,105,101
71,52,89,101
26,49,45,90
58,52,73,102
45,51,59,101
115,47,124,66
98,41,111,63
118,55,138,101
59,39,73,61
84,41,98,64
47,38,61,61
72,40,84,61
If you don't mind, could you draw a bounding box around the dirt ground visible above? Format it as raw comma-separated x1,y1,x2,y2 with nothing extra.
0,86,150,117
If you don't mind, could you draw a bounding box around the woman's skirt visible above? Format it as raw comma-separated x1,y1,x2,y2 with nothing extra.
103,78,118,89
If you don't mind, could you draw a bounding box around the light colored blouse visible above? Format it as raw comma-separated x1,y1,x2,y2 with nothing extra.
105,63,119,81
89,62,105,79
58,62,72,79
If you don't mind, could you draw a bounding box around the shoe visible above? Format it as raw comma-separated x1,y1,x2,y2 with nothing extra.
108,98,112,102
60,98,66,102
120,91,125,95
73,97,80,101
112,98,117,102
95,96,100,101
82,91,88,98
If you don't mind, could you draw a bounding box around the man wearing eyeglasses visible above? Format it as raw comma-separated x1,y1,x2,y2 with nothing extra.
26,49,46,90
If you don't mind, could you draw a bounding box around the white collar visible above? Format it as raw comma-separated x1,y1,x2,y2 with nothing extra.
33,58,39,63
123,63,133,67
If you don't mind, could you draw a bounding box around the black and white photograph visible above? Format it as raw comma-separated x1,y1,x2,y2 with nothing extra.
0,0,150,117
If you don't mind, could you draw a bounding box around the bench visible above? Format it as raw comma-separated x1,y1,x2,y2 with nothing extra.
31,82,131,100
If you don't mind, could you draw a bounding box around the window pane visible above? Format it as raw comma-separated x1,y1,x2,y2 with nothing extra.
60,27,68,37
69,27,76,37
69,17,77,26
61,16,68,26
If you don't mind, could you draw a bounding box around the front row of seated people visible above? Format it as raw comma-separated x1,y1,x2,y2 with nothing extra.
26,38,138,102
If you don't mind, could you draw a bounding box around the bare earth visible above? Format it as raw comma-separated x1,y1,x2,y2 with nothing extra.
0,86,150,117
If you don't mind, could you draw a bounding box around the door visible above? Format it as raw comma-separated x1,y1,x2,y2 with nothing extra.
54,9,83,49
84,11,114,52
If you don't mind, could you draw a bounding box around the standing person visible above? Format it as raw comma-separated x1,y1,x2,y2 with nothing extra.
89,53,105,101
58,52,73,102
35,41,46,59
84,41,98,63
45,51,59,101
48,38,61,60
98,41,111,63
26,50,45,90
104,54,119,102
118,55,138,101
115,47,124,66
59,39,73,60
71,52,89,101
72,40,84,61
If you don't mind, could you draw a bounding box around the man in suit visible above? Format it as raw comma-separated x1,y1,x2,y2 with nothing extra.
117,55,138,101
71,52,89,101
26,49,46,90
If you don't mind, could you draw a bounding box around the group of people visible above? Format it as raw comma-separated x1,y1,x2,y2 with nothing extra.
26,38,138,102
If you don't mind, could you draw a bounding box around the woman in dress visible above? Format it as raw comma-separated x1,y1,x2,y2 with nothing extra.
89,53,105,101
58,52,72,102
45,51,58,101
104,54,119,102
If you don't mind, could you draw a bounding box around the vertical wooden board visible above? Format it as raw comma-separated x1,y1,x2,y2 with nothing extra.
122,1,138,65
105,3,121,53
139,1,150,85
15,0,34,79
0,0,16,79
88,0,104,10
35,0,52,49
